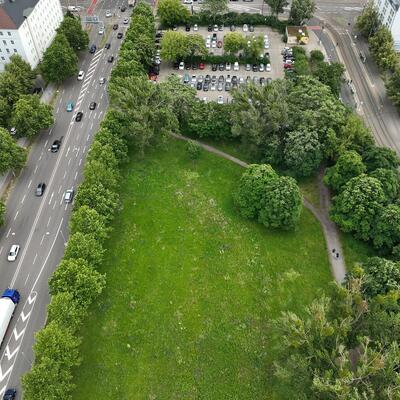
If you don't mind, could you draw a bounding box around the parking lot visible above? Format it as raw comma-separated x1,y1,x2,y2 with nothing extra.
158,25,285,103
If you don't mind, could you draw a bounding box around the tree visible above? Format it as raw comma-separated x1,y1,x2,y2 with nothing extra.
57,15,89,52
362,145,400,172
386,67,400,109
258,176,302,230
186,34,208,59
233,164,278,219
330,174,386,241
11,95,54,138
70,205,108,240
223,32,246,54
0,96,11,127
244,35,264,60
127,33,155,67
201,0,228,20
284,127,322,177
265,0,289,17
49,258,106,306
373,206,400,251
369,26,397,71
289,0,315,25
0,200,5,227
94,128,128,165
0,127,27,173
311,62,345,97
370,168,400,202
186,140,202,160
3,55,35,94
161,31,190,61
64,232,105,267
356,1,381,38
111,57,146,80
324,150,366,193
309,49,324,62
157,0,190,27
41,33,78,83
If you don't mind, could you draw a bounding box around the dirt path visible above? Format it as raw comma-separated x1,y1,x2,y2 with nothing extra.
171,133,346,283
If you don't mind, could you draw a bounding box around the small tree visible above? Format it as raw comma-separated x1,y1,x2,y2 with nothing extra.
157,0,190,27
223,32,246,54
0,127,27,173
289,0,315,25
0,200,5,227
369,26,397,71
41,33,78,83
11,95,54,138
186,140,202,160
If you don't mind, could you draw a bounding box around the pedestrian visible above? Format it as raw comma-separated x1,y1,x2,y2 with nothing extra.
336,252,339,259
332,248,336,253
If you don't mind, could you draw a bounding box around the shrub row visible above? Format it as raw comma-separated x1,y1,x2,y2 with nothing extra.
21,4,155,399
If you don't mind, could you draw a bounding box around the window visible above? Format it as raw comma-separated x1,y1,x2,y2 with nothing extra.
7,31,11,36
1,57,5,61
0,32,3,36
2,40,6,45
13,49,17,53
6,49,9,53
10,40,14,44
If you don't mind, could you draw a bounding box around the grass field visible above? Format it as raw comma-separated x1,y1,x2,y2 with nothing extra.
72,141,332,400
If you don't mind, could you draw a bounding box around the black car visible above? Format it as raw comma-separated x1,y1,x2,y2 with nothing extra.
51,139,61,152
117,32,123,39
3,389,16,400
89,102,97,110
230,25,236,31
232,76,238,84
185,63,191,70
151,64,160,75
203,82,209,91
105,43,111,49
207,25,212,31
31,87,42,95
249,25,254,32
218,63,225,71
192,62,198,70
212,33,217,39
35,182,46,197
204,74,211,83
121,5,126,11
225,82,232,91
185,25,190,31
173,61,179,70
113,24,118,30
196,81,202,90
211,63,218,71
155,31,163,38
259,77,265,85
108,55,114,63
89,44,96,53
252,64,258,72
75,112,83,122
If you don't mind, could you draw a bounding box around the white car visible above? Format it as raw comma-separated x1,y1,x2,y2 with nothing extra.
213,24,218,31
233,61,239,71
266,63,271,72
226,62,231,71
191,75,196,83
194,24,198,31
77,70,85,80
106,9,112,17
217,95,224,104
264,41,270,49
211,40,216,48
183,0,192,3
179,61,185,70
259,63,265,72
99,77,106,84
64,189,74,203
243,24,248,32
123,18,129,24
7,245,20,262
202,97,207,102
206,41,211,48
98,28,104,35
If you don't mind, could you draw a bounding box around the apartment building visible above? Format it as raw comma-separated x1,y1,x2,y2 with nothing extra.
374,0,400,51
0,0,63,70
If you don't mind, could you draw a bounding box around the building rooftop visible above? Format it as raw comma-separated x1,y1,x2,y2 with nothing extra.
0,0,39,29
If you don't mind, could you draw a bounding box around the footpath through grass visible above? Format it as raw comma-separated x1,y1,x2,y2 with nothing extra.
72,141,331,400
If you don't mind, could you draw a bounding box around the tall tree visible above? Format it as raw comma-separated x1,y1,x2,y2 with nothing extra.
57,14,89,52
386,67,400,109
265,0,288,17
289,0,315,25
0,127,27,173
70,205,108,241
362,145,400,172
356,0,381,38
41,33,78,83
4,55,35,93
157,0,190,27
223,32,246,54
369,26,397,71
373,205,400,252
11,94,54,138
160,31,191,61
201,0,228,20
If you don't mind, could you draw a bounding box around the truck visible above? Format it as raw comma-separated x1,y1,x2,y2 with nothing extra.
0,289,20,347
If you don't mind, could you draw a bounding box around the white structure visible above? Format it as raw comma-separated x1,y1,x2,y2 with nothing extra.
0,0,63,70
374,0,400,51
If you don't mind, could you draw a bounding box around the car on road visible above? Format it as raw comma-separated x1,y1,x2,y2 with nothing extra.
89,102,97,110
89,44,96,53
35,182,46,197
99,77,106,84
3,388,16,400
117,32,123,39
51,139,61,152
108,55,114,63
105,43,111,49
77,70,85,81
66,101,74,112
98,28,104,35
106,9,112,17
7,245,19,262
64,189,74,204
123,18,129,24
113,24,118,30
75,112,83,122
121,5,126,11
217,95,224,104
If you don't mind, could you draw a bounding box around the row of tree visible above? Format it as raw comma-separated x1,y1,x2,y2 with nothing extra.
21,4,153,398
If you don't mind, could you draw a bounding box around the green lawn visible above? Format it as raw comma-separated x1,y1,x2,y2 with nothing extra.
72,141,332,400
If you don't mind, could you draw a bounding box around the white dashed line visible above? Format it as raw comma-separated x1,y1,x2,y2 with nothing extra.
13,211,19,221
21,194,26,204
27,180,32,189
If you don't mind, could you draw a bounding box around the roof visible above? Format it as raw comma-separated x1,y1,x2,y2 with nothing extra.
0,0,40,29
286,25,309,38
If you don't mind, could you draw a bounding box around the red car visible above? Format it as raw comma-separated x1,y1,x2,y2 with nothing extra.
149,73,158,81
284,63,293,69
217,40,223,48
199,62,205,70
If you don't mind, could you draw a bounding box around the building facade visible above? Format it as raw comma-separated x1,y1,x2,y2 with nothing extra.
374,0,400,51
0,0,63,70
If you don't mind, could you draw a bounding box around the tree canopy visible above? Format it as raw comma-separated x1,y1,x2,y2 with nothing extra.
157,0,190,27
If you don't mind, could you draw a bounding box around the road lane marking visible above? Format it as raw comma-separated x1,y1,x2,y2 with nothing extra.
21,194,25,204
99,110,103,118
79,158,82,166
44,140,48,148
4,346,19,362
34,165,38,174
6,229,11,238
101,92,104,99
63,171,67,179
87,134,90,142
48,191,54,206
13,211,19,221
58,185,62,194
40,235,45,246
47,216,51,227
83,145,86,153
27,180,32,188
68,158,71,166
0,247,3,256
74,171,78,180
65,146,70,158
53,201,56,209
32,253,37,265
90,122,94,130
13,327,25,341
65,204,68,211
24,273,30,286
56,106,60,113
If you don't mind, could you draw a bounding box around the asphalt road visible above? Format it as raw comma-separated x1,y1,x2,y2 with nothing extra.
0,0,131,396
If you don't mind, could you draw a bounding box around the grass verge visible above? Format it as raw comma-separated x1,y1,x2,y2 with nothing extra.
72,140,332,400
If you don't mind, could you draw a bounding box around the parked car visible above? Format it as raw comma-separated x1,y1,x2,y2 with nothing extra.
225,82,232,91
259,63,265,72
121,5,126,11
217,82,223,91
183,74,190,84
233,61,239,71
108,55,114,63
185,25,190,31
213,24,218,31
218,75,224,83
3,388,17,400
207,25,212,31
245,63,251,71
218,63,225,71
173,61,179,70
211,63,218,71
205,74,211,83
179,61,185,70
230,25,236,31
249,25,254,32
203,82,209,91
243,24,248,32
191,75,196,83
123,18,129,24
194,24,198,31
266,63,271,72
106,9,112,17
211,83,217,91
217,40,223,48
218,25,223,31
226,62,231,71
199,62,205,70
196,81,202,90
217,95,224,104
113,24,118,30
252,64,258,72
117,32,123,39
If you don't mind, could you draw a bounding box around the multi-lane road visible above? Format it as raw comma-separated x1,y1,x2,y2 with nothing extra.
0,0,130,396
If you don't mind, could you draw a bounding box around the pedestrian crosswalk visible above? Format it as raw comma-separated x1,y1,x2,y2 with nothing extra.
75,48,104,112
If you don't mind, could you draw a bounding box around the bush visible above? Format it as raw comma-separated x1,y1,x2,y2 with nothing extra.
186,140,202,160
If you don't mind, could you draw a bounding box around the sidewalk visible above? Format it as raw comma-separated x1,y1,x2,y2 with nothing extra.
0,82,57,199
